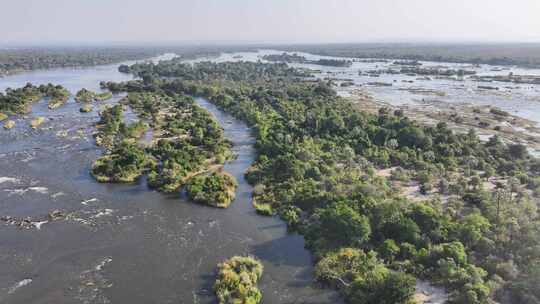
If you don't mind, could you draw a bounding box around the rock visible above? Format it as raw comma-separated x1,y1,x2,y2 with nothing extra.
48,209,65,220
4,120,15,129
80,104,93,113
30,117,45,129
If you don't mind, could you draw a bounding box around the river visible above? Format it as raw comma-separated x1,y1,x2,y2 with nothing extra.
0,57,340,303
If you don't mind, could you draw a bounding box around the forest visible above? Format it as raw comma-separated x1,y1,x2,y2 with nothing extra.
101,59,539,304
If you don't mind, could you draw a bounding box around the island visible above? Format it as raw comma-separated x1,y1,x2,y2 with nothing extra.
214,256,264,304
90,91,235,206
186,171,237,208
0,83,70,114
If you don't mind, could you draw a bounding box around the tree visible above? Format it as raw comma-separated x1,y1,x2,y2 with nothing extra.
317,201,372,247
508,144,528,160
379,239,400,262
347,271,416,304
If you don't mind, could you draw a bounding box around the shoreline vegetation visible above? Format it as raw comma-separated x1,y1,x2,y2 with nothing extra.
0,83,71,116
89,90,237,208
100,58,540,304
186,171,238,208
75,88,113,103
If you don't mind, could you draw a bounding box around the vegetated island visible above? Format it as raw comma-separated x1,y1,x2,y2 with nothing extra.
90,90,237,208
263,52,353,67
102,58,540,304
0,82,71,118
186,171,237,208
75,88,113,103
214,256,264,304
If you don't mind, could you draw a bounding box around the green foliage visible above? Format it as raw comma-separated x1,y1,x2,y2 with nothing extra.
214,256,264,304
186,171,238,208
102,59,540,304
315,248,415,304
91,140,148,183
0,82,70,114
379,239,400,262
306,201,371,250
75,88,96,103
347,271,416,304
510,262,540,304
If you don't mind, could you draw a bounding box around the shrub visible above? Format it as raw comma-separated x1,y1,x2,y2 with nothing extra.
186,171,238,208
91,140,147,183
214,256,264,304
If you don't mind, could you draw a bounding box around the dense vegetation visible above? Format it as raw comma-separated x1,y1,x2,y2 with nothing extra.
186,171,238,208
91,91,233,196
105,59,540,304
75,88,113,103
214,256,264,304
91,139,149,182
0,83,70,114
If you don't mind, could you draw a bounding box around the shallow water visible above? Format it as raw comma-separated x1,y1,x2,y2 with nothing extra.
0,58,339,303
194,50,540,125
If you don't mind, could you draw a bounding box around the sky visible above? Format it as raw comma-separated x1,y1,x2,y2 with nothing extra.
2,0,540,45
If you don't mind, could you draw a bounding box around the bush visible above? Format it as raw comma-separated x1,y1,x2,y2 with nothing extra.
214,256,264,304
310,201,371,247
186,171,238,208
91,140,147,183
315,248,385,287
347,270,416,304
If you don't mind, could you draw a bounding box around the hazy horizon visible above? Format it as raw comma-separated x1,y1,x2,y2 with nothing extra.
2,0,540,45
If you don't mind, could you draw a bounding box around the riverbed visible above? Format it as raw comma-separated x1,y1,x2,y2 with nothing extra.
0,58,339,303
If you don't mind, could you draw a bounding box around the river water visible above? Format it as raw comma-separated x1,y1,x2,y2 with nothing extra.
4,48,526,303
0,58,340,303
191,49,540,125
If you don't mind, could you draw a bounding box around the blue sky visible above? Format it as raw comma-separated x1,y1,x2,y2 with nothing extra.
2,0,540,44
